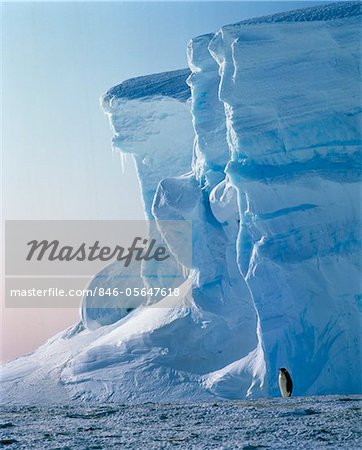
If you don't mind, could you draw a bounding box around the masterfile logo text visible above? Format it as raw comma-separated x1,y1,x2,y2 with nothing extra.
25,237,170,266
4,220,192,308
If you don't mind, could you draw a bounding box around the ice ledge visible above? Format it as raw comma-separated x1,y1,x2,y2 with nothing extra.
102,68,191,106
226,1,361,26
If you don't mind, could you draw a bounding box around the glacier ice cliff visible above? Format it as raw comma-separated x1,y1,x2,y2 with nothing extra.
1,1,361,404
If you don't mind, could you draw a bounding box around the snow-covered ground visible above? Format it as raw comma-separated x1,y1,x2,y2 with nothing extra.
1,1,361,404
1,396,361,449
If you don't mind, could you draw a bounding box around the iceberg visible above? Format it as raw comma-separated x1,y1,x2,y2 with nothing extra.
1,1,361,404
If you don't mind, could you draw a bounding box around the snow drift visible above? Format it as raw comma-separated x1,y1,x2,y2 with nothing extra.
1,1,361,403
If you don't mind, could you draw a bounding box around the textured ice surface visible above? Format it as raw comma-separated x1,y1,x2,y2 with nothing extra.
1,2,361,404
0,396,361,449
200,3,362,397
103,68,190,103
82,70,194,329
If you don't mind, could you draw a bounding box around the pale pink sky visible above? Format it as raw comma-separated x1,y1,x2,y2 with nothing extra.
1,302,79,364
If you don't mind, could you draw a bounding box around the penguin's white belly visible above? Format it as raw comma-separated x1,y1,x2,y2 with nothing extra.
279,373,290,398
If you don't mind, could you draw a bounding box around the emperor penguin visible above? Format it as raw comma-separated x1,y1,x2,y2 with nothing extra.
278,368,293,398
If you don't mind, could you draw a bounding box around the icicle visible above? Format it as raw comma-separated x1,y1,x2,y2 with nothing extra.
182,265,190,279
120,151,125,174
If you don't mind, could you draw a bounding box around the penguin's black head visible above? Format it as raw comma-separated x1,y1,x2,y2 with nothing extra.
279,368,287,373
